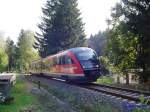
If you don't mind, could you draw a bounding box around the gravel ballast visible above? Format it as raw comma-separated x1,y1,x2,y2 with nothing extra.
26,75,149,112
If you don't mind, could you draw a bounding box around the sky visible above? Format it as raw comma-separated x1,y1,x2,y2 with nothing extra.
0,0,119,42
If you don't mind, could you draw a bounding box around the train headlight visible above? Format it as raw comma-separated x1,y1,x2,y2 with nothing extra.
82,64,93,69
96,65,99,67
82,66,86,69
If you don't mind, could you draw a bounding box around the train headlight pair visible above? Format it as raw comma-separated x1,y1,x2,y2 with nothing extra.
82,64,99,69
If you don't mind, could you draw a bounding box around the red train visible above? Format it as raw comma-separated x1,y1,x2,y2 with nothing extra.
29,47,102,82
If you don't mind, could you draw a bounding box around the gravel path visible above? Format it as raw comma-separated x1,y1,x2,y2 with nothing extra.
19,75,75,112
26,75,121,112
31,87,76,112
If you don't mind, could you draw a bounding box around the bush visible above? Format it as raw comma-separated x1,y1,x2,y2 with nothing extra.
0,93,5,103
97,76,114,84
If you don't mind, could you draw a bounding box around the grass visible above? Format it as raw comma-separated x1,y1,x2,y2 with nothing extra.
0,79,37,112
96,76,114,84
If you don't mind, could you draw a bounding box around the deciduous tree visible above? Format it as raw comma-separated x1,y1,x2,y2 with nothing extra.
0,49,8,72
121,0,150,82
17,30,39,71
5,37,16,71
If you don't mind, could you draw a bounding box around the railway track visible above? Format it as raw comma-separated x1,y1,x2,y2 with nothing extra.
79,83,150,104
29,75,150,105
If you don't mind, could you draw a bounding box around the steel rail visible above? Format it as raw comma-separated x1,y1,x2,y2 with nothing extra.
90,83,150,96
29,74,150,104
78,85,150,104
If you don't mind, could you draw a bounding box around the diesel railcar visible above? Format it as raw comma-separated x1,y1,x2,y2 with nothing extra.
29,47,101,82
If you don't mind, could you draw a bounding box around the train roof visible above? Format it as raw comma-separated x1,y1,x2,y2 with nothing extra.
43,47,93,59
67,47,94,53
30,47,95,64
47,47,94,58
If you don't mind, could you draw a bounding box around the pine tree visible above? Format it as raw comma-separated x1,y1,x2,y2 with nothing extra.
35,0,86,57
34,0,59,57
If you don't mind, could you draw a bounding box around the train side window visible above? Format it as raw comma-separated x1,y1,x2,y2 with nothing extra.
53,57,56,65
58,56,61,65
53,57,59,65
49,61,52,67
65,56,74,64
59,56,63,65
56,57,59,65
61,56,65,65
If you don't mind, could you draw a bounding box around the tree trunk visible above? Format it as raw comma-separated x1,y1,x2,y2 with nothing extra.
138,36,148,83
139,60,147,83
125,73,129,85
117,75,120,84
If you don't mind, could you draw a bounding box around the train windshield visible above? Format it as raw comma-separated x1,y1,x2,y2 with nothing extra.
75,49,98,60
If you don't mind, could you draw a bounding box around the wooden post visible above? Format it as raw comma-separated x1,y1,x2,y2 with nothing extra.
38,81,40,89
117,75,120,84
125,73,129,85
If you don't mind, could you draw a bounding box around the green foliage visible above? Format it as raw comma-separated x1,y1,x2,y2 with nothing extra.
97,76,114,84
108,0,150,82
5,38,16,71
0,30,39,72
35,0,86,57
133,108,150,112
0,32,6,51
99,56,121,74
107,22,137,84
16,30,39,72
99,56,109,69
0,79,37,112
107,11,138,84
0,93,5,103
105,2,141,84
132,95,150,112
99,56,110,75
121,0,150,82
107,22,137,72
88,31,107,56
0,49,8,72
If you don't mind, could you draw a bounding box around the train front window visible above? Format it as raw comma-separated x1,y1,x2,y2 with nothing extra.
76,50,97,61
59,56,74,64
